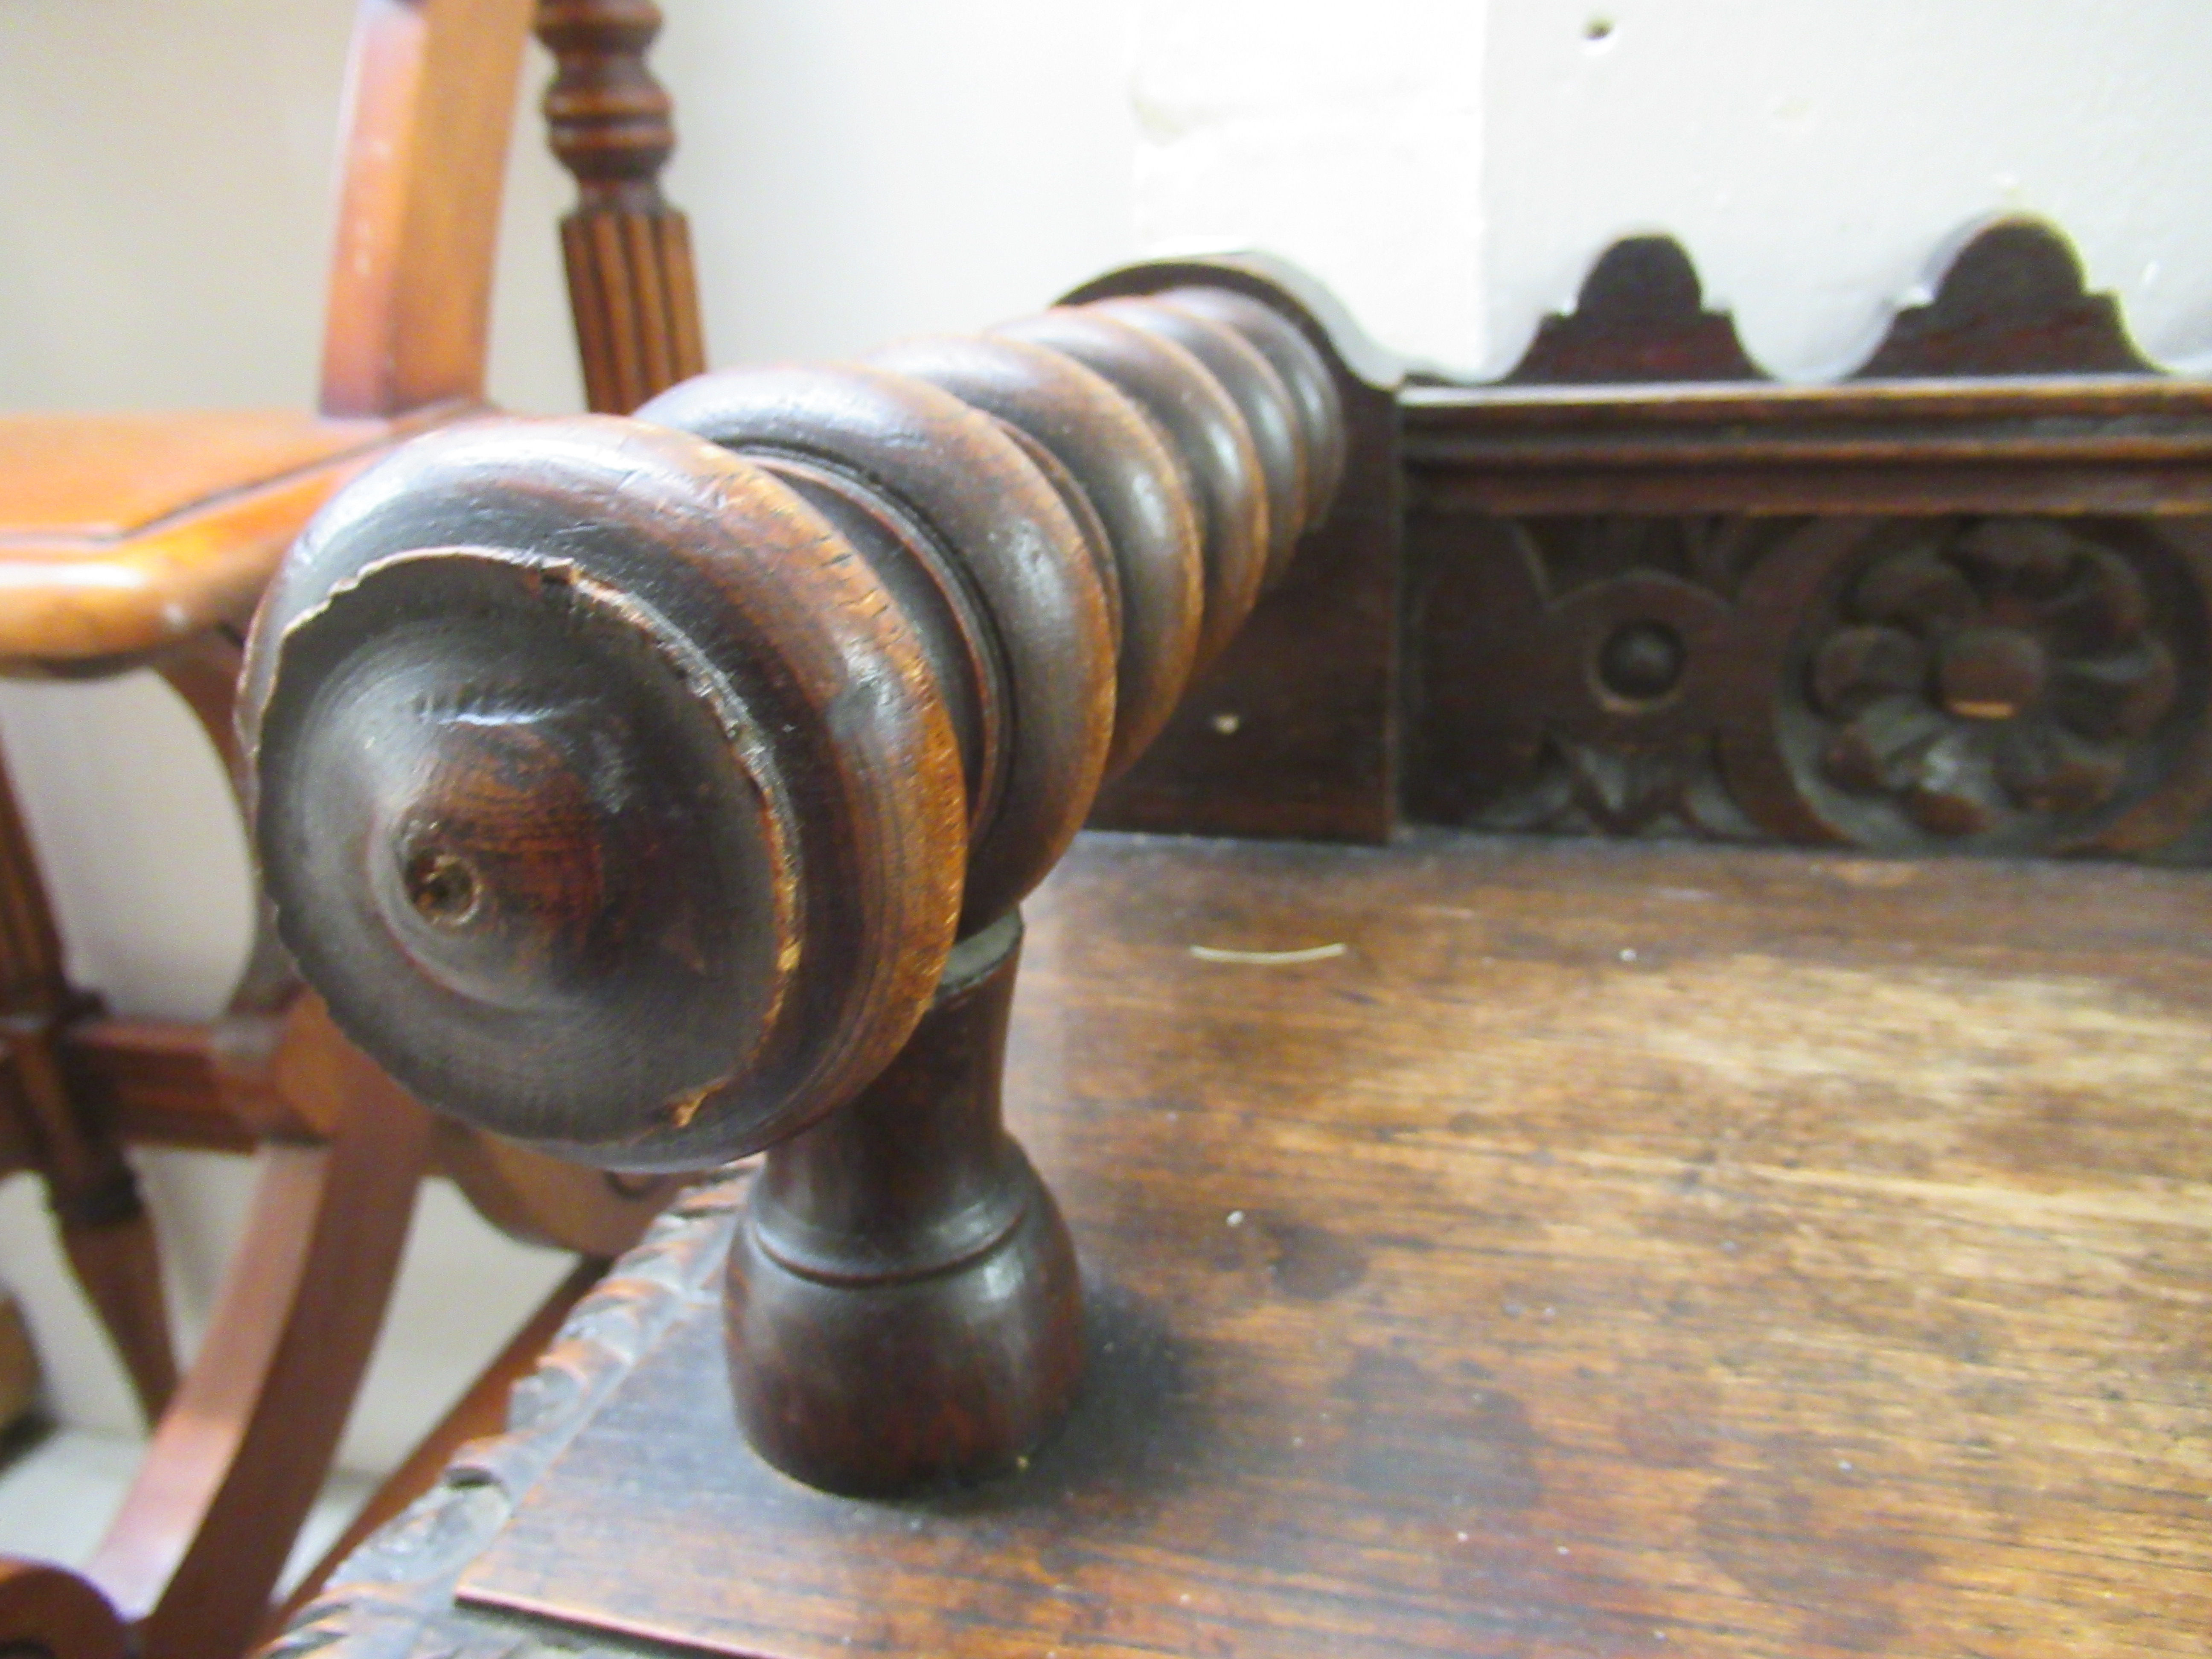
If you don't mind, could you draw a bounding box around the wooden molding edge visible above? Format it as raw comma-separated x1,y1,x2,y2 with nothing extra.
262,1177,743,1657
1473,216,2171,390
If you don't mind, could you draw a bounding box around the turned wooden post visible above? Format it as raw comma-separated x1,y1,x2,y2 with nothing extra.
0,759,175,1424
242,266,1346,1493
536,0,706,411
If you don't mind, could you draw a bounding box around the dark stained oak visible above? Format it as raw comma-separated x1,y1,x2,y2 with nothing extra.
1068,256,1405,845
637,364,1119,931
245,417,969,1172
1854,218,2158,381
993,306,1272,673
275,829,2212,1659
244,271,1348,1495
260,218,2212,1659
1496,235,1765,386
1403,218,2212,864
1089,295,1310,586
729,913,1083,1494
1399,377,2212,516
1162,285,1347,534
862,334,1205,779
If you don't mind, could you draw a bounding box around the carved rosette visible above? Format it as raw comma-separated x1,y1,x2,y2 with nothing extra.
1413,512,2212,856
1409,214,2212,863
1414,515,1786,837
1781,516,2205,852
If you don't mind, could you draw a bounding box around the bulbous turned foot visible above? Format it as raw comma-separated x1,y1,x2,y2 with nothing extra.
726,1153,1081,1495
723,914,1084,1494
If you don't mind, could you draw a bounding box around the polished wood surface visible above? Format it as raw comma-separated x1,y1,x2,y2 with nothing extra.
0,410,433,665
318,0,534,417
536,0,707,411
728,914,1083,1494
0,0,540,662
1071,257,1405,844
0,1560,128,1659
861,333,1205,779
0,0,539,658
1403,375,2212,515
244,418,972,1171
0,413,394,541
244,270,1345,1493
266,1255,608,1636
243,270,1344,1169
84,998,435,1659
59,1019,293,1155
275,828,2210,1657
253,221,2212,1654
0,747,175,1423
0,2,694,1649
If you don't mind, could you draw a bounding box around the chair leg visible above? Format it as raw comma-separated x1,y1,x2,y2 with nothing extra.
41,1164,177,1425
82,997,434,1659
0,740,177,1423
266,1254,605,1636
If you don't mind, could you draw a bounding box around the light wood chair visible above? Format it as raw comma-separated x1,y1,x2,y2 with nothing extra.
0,3,703,1656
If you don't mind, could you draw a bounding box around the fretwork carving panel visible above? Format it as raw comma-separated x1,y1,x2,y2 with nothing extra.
1407,511,2212,859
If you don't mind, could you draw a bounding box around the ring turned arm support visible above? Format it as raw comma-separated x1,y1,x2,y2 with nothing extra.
240,264,1350,1494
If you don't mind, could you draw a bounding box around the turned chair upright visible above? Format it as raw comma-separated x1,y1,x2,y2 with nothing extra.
0,3,703,1657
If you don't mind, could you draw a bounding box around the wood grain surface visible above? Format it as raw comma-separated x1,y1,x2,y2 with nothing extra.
1072,258,1404,844
536,0,707,413
0,409,442,663
0,412,395,540
451,830,2212,1659
318,0,534,417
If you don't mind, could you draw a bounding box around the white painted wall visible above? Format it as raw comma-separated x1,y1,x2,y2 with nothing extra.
1477,0,2212,379
0,0,2207,1484
1132,1,1488,370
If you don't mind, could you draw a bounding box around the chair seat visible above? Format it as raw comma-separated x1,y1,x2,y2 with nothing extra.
0,406,463,665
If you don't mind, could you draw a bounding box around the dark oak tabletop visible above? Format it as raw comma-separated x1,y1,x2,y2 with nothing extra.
275,830,2212,1659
